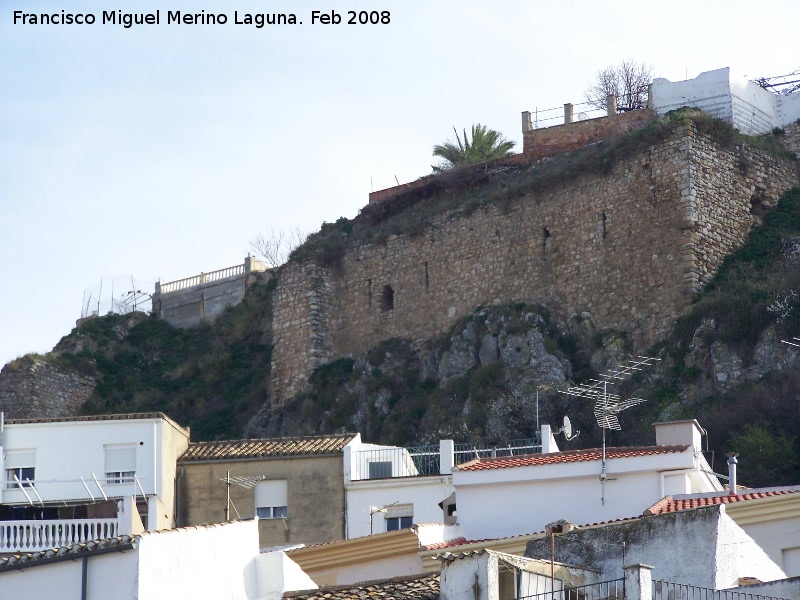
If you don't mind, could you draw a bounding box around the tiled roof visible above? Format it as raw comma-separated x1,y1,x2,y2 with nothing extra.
455,445,690,471
644,489,800,515
5,412,181,427
284,572,439,600
179,434,356,462
423,537,468,551
0,535,136,571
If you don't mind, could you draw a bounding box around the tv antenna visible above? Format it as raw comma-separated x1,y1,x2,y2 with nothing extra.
560,356,660,505
220,471,266,521
554,415,580,441
577,112,589,121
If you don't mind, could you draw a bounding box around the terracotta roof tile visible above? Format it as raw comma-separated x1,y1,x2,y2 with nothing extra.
455,445,690,471
283,572,439,600
179,434,356,462
644,489,800,515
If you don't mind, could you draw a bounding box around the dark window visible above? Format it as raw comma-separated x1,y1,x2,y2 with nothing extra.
380,285,394,312
386,516,412,531
369,461,392,479
6,467,34,488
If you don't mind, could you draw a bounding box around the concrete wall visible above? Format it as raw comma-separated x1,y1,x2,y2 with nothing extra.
178,454,345,547
270,124,798,404
524,507,785,589
152,257,270,329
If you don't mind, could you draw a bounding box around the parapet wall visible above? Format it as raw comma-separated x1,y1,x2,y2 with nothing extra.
153,257,271,329
522,109,655,162
269,124,798,404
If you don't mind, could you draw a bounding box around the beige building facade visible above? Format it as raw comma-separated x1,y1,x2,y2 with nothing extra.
177,434,354,548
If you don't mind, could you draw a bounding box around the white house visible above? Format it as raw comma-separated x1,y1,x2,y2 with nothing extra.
343,435,539,539
0,412,190,552
0,518,318,600
452,420,723,541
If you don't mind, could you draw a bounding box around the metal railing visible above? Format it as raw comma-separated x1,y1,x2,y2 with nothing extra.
454,438,540,465
353,445,439,480
653,581,789,600
516,578,624,600
0,518,119,552
160,264,245,294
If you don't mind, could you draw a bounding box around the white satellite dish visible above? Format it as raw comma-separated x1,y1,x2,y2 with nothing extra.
578,112,589,121
556,415,580,441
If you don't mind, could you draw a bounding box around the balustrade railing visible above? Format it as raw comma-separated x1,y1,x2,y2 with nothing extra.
653,581,789,600
160,264,245,294
454,438,540,465
0,518,119,552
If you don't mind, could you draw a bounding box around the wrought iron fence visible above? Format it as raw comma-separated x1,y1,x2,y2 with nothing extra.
516,578,624,600
653,580,789,600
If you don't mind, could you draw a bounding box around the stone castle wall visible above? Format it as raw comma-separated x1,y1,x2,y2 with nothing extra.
0,358,95,419
270,124,798,404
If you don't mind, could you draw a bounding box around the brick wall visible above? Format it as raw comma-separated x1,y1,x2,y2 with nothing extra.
0,358,96,418
523,110,655,161
269,124,798,405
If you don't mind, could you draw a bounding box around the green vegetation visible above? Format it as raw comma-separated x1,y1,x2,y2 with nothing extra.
59,280,277,441
432,124,516,173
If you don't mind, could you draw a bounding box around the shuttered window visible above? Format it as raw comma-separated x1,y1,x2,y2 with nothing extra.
255,480,288,519
105,446,136,484
783,547,800,577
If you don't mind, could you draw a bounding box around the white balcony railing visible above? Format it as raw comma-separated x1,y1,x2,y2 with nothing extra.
0,518,119,552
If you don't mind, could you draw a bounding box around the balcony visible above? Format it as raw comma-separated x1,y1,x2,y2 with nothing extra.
350,438,540,481
0,518,119,552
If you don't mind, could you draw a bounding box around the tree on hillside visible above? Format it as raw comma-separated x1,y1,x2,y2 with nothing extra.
584,59,654,113
432,124,516,173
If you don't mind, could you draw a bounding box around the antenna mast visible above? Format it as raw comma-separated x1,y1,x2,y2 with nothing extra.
560,356,659,506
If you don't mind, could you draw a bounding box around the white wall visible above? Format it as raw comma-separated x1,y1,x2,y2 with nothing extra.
650,67,796,135
740,516,800,576
137,520,260,600
714,509,786,588
0,543,140,600
346,475,453,538
311,552,425,587
454,451,709,540
1,417,187,504
253,551,318,600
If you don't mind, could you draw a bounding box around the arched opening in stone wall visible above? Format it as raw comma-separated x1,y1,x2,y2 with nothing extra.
381,285,394,313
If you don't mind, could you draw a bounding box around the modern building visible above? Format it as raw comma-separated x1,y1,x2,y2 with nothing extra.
0,412,190,553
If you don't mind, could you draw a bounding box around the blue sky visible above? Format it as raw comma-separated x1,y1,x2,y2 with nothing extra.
1,0,799,366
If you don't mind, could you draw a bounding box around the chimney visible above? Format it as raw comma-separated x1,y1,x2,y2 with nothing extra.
726,452,739,495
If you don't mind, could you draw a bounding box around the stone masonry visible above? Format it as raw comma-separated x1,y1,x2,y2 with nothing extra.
270,123,798,405
0,358,95,419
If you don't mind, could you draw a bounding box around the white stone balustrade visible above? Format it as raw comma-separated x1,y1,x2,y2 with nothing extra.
0,518,119,552
160,264,245,294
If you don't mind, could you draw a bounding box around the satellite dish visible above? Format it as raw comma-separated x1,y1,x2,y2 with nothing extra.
578,112,589,121
555,415,580,441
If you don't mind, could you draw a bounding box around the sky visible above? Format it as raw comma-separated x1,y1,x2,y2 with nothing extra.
1,0,799,366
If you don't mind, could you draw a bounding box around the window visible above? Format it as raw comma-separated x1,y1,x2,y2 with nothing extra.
6,467,35,489
368,461,392,479
5,450,35,489
255,480,288,520
385,504,412,532
105,445,136,485
784,547,800,577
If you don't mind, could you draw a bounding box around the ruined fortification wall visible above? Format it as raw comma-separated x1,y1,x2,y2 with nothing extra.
270,124,798,404
0,358,95,419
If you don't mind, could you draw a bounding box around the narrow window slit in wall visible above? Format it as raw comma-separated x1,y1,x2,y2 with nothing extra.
424,262,429,291
602,211,607,242
381,285,394,313
542,227,550,259
367,279,372,309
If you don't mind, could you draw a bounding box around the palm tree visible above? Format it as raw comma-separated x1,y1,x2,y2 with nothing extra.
432,124,516,173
